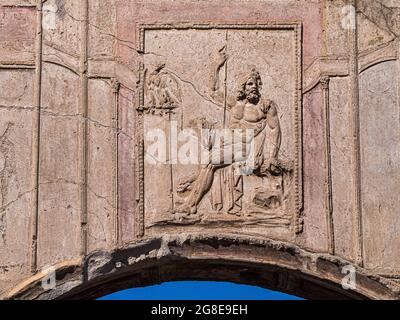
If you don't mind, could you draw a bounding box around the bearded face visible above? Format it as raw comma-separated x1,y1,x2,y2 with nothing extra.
244,76,262,104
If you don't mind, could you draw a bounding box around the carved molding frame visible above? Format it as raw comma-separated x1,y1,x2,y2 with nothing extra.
320,77,334,255
135,22,303,238
348,0,363,267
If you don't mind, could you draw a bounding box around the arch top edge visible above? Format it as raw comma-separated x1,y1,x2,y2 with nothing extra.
1,258,83,301
2,235,399,300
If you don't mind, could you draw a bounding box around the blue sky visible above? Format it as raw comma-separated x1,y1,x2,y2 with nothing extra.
99,281,302,300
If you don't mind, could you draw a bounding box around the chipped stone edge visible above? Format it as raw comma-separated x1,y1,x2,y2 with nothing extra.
2,234,399,300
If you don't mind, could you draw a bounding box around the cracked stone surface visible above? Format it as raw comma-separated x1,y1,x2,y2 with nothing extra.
0,0,400,300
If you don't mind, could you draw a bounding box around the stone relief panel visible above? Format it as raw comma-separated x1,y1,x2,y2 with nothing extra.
118,85,137,243
360,60,400,274
299,85,327,253
37,63,81,268
42,0,81,72
0,6,36,65
138,25,302,240
0,122,17,245
0,68,35,292
329,77,355,261
88,0,116,60
87,79,117,252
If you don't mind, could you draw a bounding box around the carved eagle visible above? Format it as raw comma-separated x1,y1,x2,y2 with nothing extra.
144,64,182,113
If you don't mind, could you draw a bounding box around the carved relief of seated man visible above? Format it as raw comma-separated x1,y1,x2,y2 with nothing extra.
175,47,283,216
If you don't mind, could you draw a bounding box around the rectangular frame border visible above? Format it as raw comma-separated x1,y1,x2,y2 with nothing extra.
136,22,303,238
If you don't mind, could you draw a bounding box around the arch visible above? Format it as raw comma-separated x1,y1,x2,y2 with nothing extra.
359,57,398,74
3,235,399,300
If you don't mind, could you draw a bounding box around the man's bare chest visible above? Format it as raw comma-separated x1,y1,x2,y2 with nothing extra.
232,102,265,123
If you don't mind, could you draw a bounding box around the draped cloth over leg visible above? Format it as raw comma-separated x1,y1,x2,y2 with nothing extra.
209,121,269,216
210,167,243,215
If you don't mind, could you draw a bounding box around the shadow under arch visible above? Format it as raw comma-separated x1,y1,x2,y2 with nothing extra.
4,235,399,300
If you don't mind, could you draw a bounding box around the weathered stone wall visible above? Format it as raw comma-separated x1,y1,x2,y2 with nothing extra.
0,0,399,299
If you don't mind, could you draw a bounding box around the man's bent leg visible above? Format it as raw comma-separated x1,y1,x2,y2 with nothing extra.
177,163,227,215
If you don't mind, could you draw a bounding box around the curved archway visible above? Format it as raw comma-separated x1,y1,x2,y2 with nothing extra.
3,235,398,300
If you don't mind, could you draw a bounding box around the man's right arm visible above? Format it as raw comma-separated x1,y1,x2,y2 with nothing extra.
209,46,236,110
209,46,227,105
